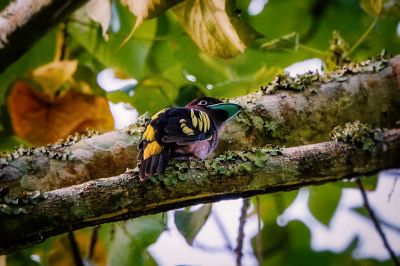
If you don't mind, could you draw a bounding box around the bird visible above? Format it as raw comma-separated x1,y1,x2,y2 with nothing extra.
138,97,242,181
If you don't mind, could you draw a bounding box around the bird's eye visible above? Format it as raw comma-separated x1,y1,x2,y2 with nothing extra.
199,100,208,106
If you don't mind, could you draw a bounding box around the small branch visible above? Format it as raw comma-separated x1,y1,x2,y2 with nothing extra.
356,179,400,266
299,44,326,56
387,171,399,203
193,242,231,253
379,219,400,234
67,231,84,266
87,225,99,260
346,17,379,57
235,198,250,266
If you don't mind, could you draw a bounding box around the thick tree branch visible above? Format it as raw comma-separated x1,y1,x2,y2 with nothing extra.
0,128,399,254
220,55,400,150
1,56,400,196
0,0,89,73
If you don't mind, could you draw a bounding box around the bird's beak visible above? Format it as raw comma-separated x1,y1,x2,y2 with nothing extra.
207,103,242,121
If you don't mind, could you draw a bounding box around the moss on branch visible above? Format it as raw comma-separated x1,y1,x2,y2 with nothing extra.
0,128,399,254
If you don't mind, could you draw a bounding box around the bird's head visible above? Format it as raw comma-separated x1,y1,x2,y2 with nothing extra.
186,97,242,125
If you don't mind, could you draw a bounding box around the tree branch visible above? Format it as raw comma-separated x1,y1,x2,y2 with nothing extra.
1,55,400,196
0,128,400,254
356,179,400,266
235,198,250,266
0,0,90,73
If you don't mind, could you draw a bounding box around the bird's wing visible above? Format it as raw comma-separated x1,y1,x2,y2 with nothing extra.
138,108,170,180
161,108,215,145
138,108,215,180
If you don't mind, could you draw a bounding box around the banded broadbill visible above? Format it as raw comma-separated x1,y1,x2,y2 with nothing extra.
138,97,242,181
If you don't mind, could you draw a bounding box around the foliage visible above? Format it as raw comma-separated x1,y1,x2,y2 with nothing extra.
174,204,212,245
1,0,399,264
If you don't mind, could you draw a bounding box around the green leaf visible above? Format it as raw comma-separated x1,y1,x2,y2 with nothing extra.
132,76,178,113
30,60,78,99
209,66,280,98
173,0,261,58
259,32,300,52
67,2,156,79
360,0,383,17
174,204,212,245
175,84,205,106
107,90,133,104
72,65,106,96
0,0,12,11
0,136,27,152
308,183,342,226
107,215,165,266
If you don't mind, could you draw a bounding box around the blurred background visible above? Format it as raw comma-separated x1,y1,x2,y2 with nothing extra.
0,0,399,265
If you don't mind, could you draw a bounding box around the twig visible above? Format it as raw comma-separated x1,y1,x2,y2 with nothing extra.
255,196,263,265
356,179,400,266
67,231,84,266
67,18,185,42
161,212,168,229
299,44,326,56
87,225,99,260
194,241,255,255
387,171,399,203
235,198,250,266
346,17,379,56
193,242,232,253
379,219,400,234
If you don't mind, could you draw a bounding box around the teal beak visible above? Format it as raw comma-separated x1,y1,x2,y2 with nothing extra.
207,103,242,120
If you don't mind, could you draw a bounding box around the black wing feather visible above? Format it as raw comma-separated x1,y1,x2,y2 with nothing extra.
138,107,214,180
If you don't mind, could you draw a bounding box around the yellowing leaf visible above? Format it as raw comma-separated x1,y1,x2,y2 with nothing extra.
360,0,383,17
8,81,114,146
174,0,261,58
120,0,182,46
31,60,78,99
85,0,112,40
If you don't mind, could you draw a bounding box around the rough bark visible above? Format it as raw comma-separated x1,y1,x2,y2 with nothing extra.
0,128,399,254
0,0,90,73
1,55,400,195
220,55,400,150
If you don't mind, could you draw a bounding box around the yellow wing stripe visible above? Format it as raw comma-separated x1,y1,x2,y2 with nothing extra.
180,118,194,135
206,113,210,131
191,109,198,128
182,126,194,135
151,108,167,120
143,141,163,160
142,125,156,141
198,114,203,132
200,111,210,131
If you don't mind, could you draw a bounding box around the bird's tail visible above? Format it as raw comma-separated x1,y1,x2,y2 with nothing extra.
138,146,170,181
